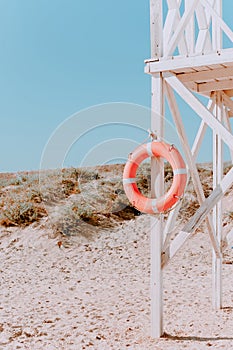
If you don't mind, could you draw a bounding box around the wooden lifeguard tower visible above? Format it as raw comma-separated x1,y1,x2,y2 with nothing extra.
146,0,233,338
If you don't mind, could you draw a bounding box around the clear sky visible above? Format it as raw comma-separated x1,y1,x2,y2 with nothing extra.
0,1,232,172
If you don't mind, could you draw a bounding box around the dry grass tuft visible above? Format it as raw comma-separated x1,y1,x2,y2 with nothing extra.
0,162,232,236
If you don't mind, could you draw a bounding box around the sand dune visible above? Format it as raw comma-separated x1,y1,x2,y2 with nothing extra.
1,205,233,349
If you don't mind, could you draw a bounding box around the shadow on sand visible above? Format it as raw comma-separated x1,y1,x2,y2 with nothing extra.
162,332,233,342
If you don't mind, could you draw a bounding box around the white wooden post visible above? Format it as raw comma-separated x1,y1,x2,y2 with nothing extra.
150,74,164,338
212,0,222,51
145,0,233,337
212,92,223,309
150,0,164,339
185,0,195,54
150,0,163,58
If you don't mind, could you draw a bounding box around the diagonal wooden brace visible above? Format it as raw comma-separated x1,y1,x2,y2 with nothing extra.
164,82,221,259
162,166,233,267
164,73,233,150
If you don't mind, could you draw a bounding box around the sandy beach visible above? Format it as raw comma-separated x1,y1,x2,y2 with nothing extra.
1,209,233,349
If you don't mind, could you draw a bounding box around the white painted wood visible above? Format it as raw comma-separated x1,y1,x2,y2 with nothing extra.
196,79,233,93
147,0,233,336
195,2,212,53
163,5,188,56
226,116,233,162
165,82,221,258
163,95,215,248
191,121,207,160
222,92,233,116
164,0,199,57
195,29,212,54
162,165,233,267
221,99,233,163
212,92,223,309
178,66,233,84
150,0,163,57
185,0,195,54
163,9,177,51
150,72,164,338
191,96,216,160
151,217,163,338
201,0,233,44
163,200,182,249
212,0,222,50
145,48,233,74
163,97,215,249
164,73,233,150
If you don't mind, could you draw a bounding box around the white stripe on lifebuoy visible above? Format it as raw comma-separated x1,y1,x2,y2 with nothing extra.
123,178,137,184
173,168,187,175
151,199,159,213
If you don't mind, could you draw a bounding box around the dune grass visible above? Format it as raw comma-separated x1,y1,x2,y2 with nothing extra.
0,163,232,236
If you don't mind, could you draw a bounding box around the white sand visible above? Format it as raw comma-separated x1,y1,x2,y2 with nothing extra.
1,213,233,349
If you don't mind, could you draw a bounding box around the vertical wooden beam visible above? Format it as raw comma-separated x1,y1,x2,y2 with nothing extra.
150,72,164,338
212,91,223,309
150,0,164,339
212,0,222,50
221,98,233,164
150,0,163,58
185,0,195,54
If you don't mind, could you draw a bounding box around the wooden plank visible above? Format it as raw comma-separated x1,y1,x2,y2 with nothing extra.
173,67,196,74
197,65,211,71
145,48,233,73
196,79,233,93
206,64,225,69
178,66,233,84
164,73,233,150
224,62,233,67
223,89,233,98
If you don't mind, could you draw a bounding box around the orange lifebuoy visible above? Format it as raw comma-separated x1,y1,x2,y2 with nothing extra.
123,141,187,214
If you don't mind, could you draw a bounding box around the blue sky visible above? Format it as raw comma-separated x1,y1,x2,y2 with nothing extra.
0,1,232,172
